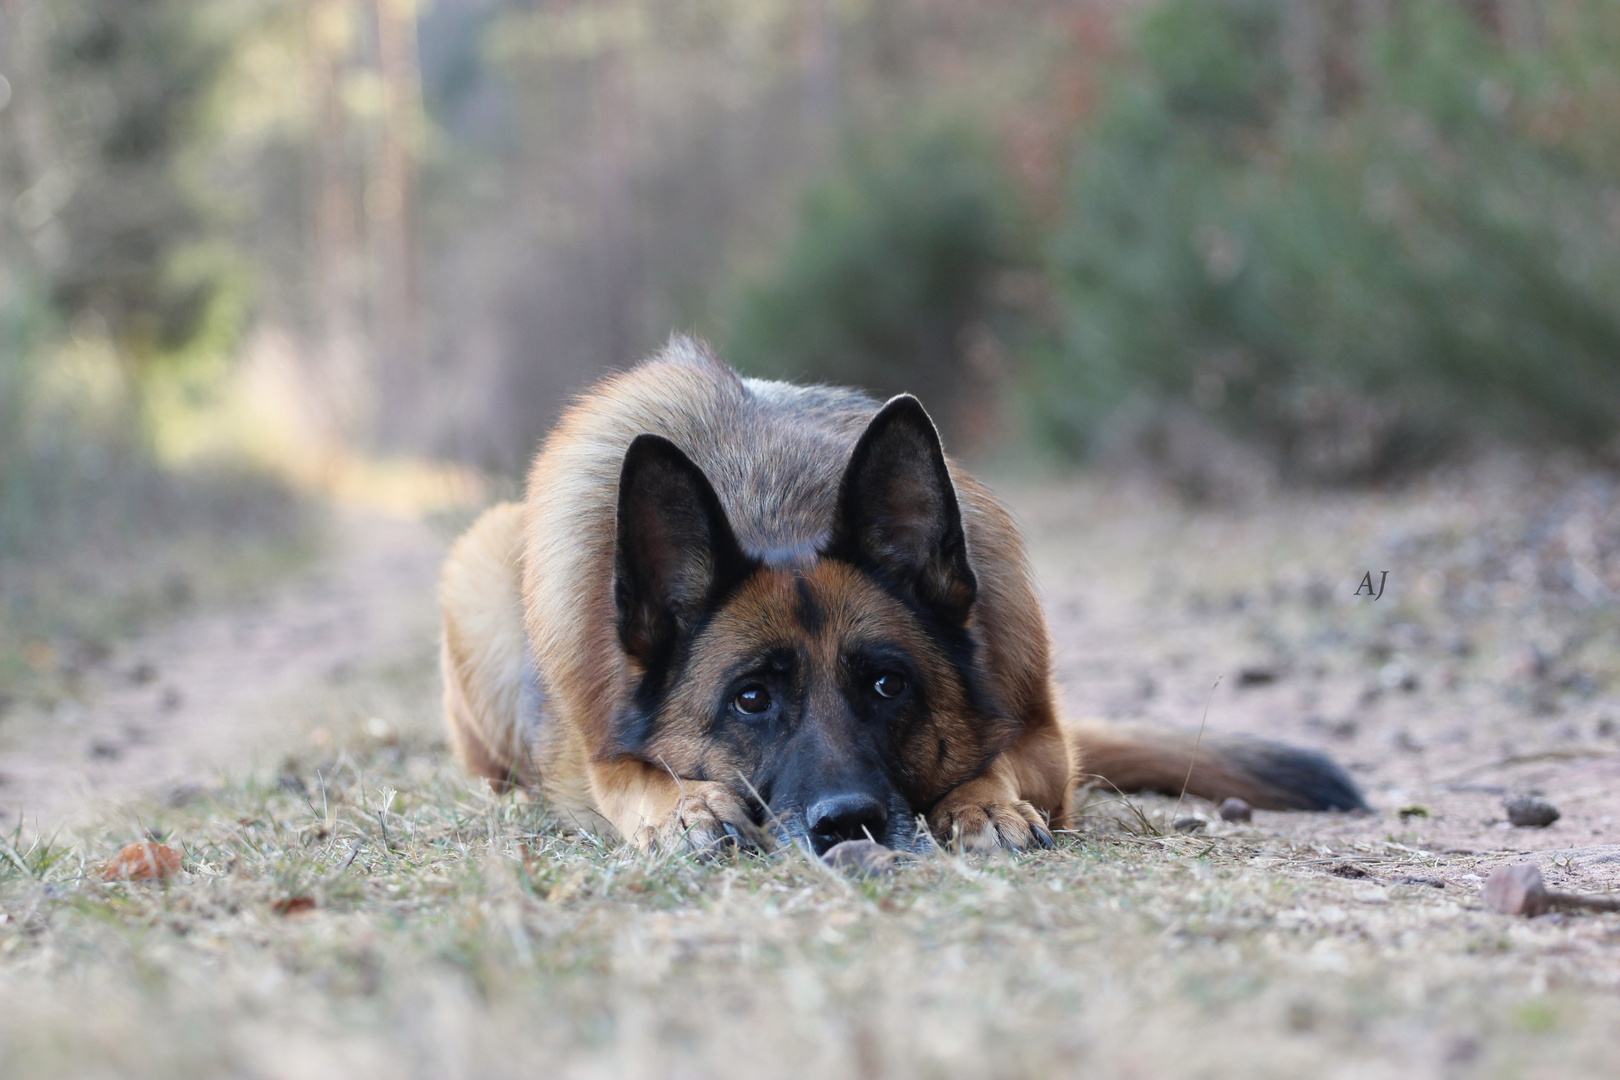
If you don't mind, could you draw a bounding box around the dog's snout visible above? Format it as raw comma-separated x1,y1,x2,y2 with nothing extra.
806,793,889,854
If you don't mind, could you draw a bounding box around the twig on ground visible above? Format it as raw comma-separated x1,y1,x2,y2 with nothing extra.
1482,864,1620,917
1170,675,1222,828
337,838,365,873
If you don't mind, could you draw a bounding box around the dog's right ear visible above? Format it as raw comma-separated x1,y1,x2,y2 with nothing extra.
614,435,751,669
829,395,977,624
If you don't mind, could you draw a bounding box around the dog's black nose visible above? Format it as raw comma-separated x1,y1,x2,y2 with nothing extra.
806,793,888,854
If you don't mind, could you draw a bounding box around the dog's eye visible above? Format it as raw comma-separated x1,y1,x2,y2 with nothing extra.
873,673,906,699
734,684,772,715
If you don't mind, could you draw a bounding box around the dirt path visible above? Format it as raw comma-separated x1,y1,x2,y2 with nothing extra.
0,510,448,832
1018,465,1620,891
5,465,1618,896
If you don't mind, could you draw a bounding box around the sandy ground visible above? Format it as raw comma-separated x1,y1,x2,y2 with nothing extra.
4,460,1618,891
0,509,447,830
1019,460,1620,896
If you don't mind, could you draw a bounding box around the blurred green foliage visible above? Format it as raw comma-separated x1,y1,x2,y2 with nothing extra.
18,0,242,364
0,0,312,705
727,127,1025,437
1039,0,1620,479
0,282,52,552
0,0,256,543
732,0,1620,477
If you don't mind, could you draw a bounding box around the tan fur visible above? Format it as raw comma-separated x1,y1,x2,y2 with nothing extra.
439,502,532,791
1064,720,1331,812
439,338,1356,850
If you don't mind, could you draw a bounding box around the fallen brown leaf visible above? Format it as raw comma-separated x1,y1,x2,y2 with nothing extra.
271,896,317,917
102,842,182,882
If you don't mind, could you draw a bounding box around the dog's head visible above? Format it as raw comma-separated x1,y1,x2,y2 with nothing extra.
610,396,1012,853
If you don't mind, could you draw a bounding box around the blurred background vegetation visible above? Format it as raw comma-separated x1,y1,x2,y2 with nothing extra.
3,0,1620,702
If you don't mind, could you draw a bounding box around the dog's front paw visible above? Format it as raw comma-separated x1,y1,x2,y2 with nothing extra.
929,791,1055,853
632,782,764,855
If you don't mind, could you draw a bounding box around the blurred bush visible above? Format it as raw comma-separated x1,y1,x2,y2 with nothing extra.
0,0,260,529
1038,0,1620,482
3,0,243,371
727,127,1027,443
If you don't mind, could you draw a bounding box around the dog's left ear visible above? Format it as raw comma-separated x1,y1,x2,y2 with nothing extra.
830,395,977,623
614,435,751,669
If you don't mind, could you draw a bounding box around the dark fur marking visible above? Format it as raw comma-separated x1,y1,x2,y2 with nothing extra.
614,434,757,672
793,575,825,635
827,396,977,624
519,646,547,734
849,561,1014,758
609,590,740,757
1224,738,1370,811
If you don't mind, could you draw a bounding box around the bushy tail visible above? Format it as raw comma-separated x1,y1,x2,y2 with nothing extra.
439,501,535,791
1065,720,1368,812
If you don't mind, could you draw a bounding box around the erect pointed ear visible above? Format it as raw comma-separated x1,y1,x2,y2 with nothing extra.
614,435,752,668
829,395,977,623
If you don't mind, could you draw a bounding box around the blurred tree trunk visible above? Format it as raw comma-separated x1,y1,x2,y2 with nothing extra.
305,0,372,447
1281,0,1325,119
1497,0,1543,50
373,0,421,430
588,47,643,370
801,0,839,134
0,0,56,290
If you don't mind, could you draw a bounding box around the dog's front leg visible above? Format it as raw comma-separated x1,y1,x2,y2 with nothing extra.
928,718,1074,852
589,758,760,853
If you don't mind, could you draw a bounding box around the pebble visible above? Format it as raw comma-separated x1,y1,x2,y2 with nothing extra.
1482,864,1550,916
821,839,900,876
1173,816,1205,834
1217,797,1253,823
1237,667,1278,687
1504,795,1561,828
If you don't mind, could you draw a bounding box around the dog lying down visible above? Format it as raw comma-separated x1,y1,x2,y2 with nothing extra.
439,338,1367,854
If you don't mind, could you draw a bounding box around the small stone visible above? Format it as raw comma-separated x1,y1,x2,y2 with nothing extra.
1390,729,1426,753
1504,795,1560,828
1376,662,1420,692
1173,816,1205,834
1481,863,1550,916
1237,667,1278,687
821,839,899,877
164,782,204,808
1393,875,1445,889
1217,797,1252,823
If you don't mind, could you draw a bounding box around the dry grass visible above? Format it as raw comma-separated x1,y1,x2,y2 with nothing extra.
6,456,1620,1079
3,639,1620,1080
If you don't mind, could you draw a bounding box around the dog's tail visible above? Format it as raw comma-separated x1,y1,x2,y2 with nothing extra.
439,501,536,791
1065,719,1368,812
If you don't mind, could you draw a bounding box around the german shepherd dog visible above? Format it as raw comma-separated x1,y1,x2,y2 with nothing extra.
440,339,1365,854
